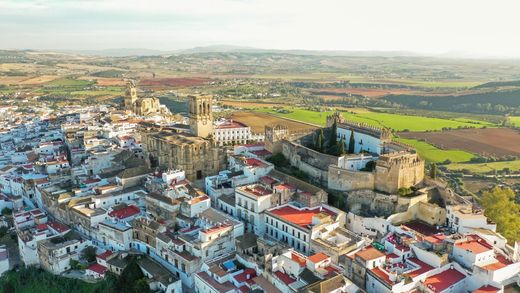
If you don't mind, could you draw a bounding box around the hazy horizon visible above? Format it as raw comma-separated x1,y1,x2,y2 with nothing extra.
2,0,520,58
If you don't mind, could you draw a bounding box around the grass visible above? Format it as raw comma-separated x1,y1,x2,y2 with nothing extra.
46,78,93,87
256,107,494,131
509,116,520,127
446,160,520,174
395,138,475,163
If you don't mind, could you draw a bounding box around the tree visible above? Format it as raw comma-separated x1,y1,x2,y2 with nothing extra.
348,130,355,154
316,129,325,152
430,163,438,178
480,187,520,243
337,138,346,156
328,121,338,148
116,257,150,293
133,278,151,292
81,246,97,263
1,207,11,216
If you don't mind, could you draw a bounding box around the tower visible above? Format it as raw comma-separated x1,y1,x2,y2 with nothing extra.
124,80,138,111
189,95,213,138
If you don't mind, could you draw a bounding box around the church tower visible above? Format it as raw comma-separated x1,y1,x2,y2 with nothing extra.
124,80,138,111
189,95,213,138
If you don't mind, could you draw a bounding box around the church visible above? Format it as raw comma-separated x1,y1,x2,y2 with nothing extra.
124,80,170,116
140,94,226,182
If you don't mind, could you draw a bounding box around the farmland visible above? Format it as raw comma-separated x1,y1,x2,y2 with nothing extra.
398,128,520,157
395,138,475,163
255,107,495,131
447,160,520,174
228,111,317,134
139,77,211,88
509,116,520,127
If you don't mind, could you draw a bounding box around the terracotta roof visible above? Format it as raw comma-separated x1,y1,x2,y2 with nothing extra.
370,267,396,286
274,271,296,285
406,258,435,278
291,252,307,267
96,250,113,261
308,252,329,264
268,205,336,228
355,246,385,261
422,268,465,293
108,205,140,219
47,220,70,233
455,235,492,254
87,263,107,275
474,285,500,293
481,255,512,271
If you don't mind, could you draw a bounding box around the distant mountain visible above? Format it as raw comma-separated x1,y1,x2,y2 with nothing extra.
50,48,172,57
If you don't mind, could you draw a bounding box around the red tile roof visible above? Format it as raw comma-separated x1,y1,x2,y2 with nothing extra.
371,267,396,286
233,268,256,283
455,235,492,254
422,268,466,293
244,158,268,168
96,250,113,261
36,224,48,231
87,263,107,275
406,258,435,278
268,205,336,228
108,205,140,220
274,271,296,285
47,220,70,233
308,252,329,264
474,285,500,293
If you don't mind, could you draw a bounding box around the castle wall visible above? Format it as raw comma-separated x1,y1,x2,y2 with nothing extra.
387,201,446,227
374,155,425,194
281,141,336,186
328,165,375,191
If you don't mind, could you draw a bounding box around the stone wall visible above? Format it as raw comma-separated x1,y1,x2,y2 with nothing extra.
346,190,398,218
328,165,375,191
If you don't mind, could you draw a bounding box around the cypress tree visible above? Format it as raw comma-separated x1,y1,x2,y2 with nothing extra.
317,129,325,152
337,138,346,156
329,121,338,148
348,130,355,154
430,163,437,178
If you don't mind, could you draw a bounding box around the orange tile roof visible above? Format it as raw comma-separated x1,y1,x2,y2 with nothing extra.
308,252,329,264
291,252,307,267
481,255,512,271
268,205,336,228
356,246,385,261
455,235,492,254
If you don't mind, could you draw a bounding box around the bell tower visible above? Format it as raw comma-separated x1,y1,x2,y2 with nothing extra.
124,80,138,111
189,95,213,138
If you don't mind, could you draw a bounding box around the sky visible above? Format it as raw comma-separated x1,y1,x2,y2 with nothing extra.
1,0,520,57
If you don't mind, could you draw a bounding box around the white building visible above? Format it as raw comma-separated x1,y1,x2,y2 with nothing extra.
213,119,252,146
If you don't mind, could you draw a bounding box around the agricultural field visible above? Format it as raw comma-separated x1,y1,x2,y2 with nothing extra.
228,111,317,134
256,107,495,131
220,100,287,109
395,137,475,163
447,160,520,174
398,128,520,157
307,87,419,98
509,116,520,127
18,75,59,85
139,77,212,88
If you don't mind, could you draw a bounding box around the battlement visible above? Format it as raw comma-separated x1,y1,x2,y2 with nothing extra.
333,116,392,140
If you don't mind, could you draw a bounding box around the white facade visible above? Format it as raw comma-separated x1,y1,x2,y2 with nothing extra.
337,127,383,154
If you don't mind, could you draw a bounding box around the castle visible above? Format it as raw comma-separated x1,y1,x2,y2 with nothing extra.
140,95,225,182
124,80,170,116
265,112,424,194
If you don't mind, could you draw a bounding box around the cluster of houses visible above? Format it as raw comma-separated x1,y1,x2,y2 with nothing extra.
0,103,518,293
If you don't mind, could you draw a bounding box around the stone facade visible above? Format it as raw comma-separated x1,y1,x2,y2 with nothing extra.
123,80,169,116
140,95,225,182
188,95,213,138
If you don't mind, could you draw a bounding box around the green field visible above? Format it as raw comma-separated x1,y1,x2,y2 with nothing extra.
46,78,93,87
509,116,520,127
256,107,495,131
447,160,520,174
395,138,475,163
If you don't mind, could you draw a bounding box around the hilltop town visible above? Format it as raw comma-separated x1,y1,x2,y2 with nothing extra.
0,78,517,293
